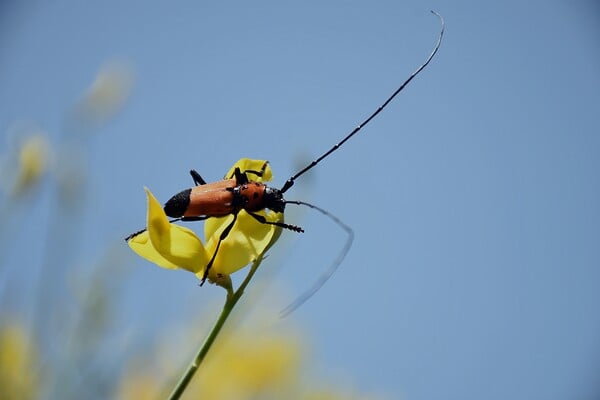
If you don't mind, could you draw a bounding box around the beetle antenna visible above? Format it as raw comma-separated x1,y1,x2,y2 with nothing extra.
280,11,444,194
279,200,354,317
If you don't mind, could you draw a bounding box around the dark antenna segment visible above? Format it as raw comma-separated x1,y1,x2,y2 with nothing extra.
280,10,445,194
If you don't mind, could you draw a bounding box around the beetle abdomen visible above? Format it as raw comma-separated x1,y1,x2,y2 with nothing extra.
164,179,237,218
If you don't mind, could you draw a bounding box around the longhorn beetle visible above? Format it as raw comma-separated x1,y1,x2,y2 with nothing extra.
127,12,444,313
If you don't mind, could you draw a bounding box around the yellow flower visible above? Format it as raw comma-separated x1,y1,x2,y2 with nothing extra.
127,159,282,282
116,326,302,400
192,329,302,399
12,134,49,195
116,371,161,400
117,322,386,400
0,323,38,400
72,60,135,127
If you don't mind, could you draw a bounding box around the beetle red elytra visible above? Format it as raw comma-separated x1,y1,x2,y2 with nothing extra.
128,12,444,311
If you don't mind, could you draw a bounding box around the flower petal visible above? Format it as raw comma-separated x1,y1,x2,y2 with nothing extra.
12,133,50,195
128,188,208,273
224,158,272,182
201,209,282,276
128,230,180,270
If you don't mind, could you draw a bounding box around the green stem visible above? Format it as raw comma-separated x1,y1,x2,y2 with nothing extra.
167,255,264,400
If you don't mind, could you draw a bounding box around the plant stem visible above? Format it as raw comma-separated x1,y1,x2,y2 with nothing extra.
167,255,264,400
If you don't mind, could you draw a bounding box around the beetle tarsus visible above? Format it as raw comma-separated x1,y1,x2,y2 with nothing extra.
247,211,304,233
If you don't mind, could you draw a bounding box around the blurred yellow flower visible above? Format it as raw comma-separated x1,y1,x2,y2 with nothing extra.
12,134,50,195
72,60,135,127
116,327,302,400
191,330,302,399
127,159,282,283
116,324,385,400
0,323,38,400
116,371,162,400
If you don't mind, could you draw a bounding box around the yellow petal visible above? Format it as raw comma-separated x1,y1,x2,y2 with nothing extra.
73,60,135,127
128,188,208,273
127,231,180,270
13,134,49,195
201,210,282,276
224,158,272,182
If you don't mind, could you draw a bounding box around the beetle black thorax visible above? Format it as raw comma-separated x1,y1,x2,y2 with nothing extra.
262,186,285,213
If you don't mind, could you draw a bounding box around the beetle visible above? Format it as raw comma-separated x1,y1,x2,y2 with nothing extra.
128,12,444,312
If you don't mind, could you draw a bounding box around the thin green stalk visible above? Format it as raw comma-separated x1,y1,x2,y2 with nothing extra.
167,255,264,400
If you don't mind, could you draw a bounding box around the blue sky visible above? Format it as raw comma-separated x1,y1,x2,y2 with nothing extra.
1,1,599,399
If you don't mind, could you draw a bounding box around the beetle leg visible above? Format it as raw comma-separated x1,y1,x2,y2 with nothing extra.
232,167,249,185
229,161,269,182
247,211,304,233
241,160,269,180
180,215,210,222
189,169,207,185
200,212,239,285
